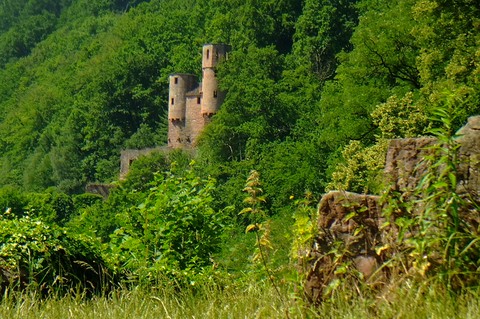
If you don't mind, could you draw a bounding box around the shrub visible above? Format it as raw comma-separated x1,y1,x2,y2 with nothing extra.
109,163,228,284
381,99,480,290
123,149,192,192
0,212,113,294
0,186,28,217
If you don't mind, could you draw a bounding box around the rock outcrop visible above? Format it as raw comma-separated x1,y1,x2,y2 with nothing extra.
384,137,436,194
303,191,383,303
303,116,480,303
456,116,480,198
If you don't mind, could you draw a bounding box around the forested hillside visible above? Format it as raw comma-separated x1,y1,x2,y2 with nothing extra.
0,0,478,199
0,0,479,196
0,0,479,313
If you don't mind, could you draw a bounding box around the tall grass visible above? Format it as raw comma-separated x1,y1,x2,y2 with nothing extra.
0,281,290,319
0,281,479,318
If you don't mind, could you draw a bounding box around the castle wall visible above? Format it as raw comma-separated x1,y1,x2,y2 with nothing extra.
168,120,185,148
185,95,205,146
201,68,223,116
168,73,199,148
85,183,114,198
202,43,230,69
119,147,167,180
168,94,205,148
200,44,230,116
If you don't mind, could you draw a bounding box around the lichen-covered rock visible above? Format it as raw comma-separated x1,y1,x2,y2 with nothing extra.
384,137,436,194
304,191,384,304
456,115,480,199
303,116,480,303
383,116,480,200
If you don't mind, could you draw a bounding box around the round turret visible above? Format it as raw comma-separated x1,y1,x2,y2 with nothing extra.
201,68,222,116
200,44,230,116
168,74,198,121
202,44,231,69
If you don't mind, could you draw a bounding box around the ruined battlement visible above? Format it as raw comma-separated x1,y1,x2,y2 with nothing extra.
119,147,169,180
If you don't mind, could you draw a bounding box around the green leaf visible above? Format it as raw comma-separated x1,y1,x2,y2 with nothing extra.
245,224,258,233
239,207,253,215
344,211,357,222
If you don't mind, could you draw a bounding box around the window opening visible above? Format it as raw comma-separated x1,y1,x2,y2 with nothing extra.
171,98,174,105
213,91,218,98
197,97,201,104
174,77,178,84
206,49,210,59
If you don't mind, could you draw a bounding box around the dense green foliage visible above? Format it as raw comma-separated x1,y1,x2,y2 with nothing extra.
0,0,478,196
0,213,110,293
0,0,478,310
109,164,227,281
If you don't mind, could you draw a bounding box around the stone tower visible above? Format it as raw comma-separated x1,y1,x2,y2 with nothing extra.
167,73,199,146
200,43,230,117
167,43,230,148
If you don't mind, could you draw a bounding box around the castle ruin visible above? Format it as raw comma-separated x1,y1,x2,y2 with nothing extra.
168,43,230,148
115,43,230,180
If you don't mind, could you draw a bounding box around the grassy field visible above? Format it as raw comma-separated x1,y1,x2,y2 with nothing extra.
0,281,479,319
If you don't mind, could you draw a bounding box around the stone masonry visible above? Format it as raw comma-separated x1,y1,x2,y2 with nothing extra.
303,116,480,303
119,147,169,180
167,43,230,148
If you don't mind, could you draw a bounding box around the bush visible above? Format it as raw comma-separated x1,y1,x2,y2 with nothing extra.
109,163,229,284
0,186,28,217
0,213,113,294
72,193,104,210
123,149,192,192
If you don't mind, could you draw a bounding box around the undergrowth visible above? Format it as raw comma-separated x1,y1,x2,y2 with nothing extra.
380,97,480,290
